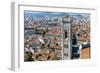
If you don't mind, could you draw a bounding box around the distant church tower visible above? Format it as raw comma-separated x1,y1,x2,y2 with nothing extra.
62,15,72,60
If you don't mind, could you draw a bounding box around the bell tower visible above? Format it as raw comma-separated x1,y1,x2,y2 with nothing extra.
62,16,72,60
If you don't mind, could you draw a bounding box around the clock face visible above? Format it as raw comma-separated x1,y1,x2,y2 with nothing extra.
24,11,90,62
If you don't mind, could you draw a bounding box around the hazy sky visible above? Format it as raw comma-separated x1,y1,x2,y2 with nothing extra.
24,10,90,20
